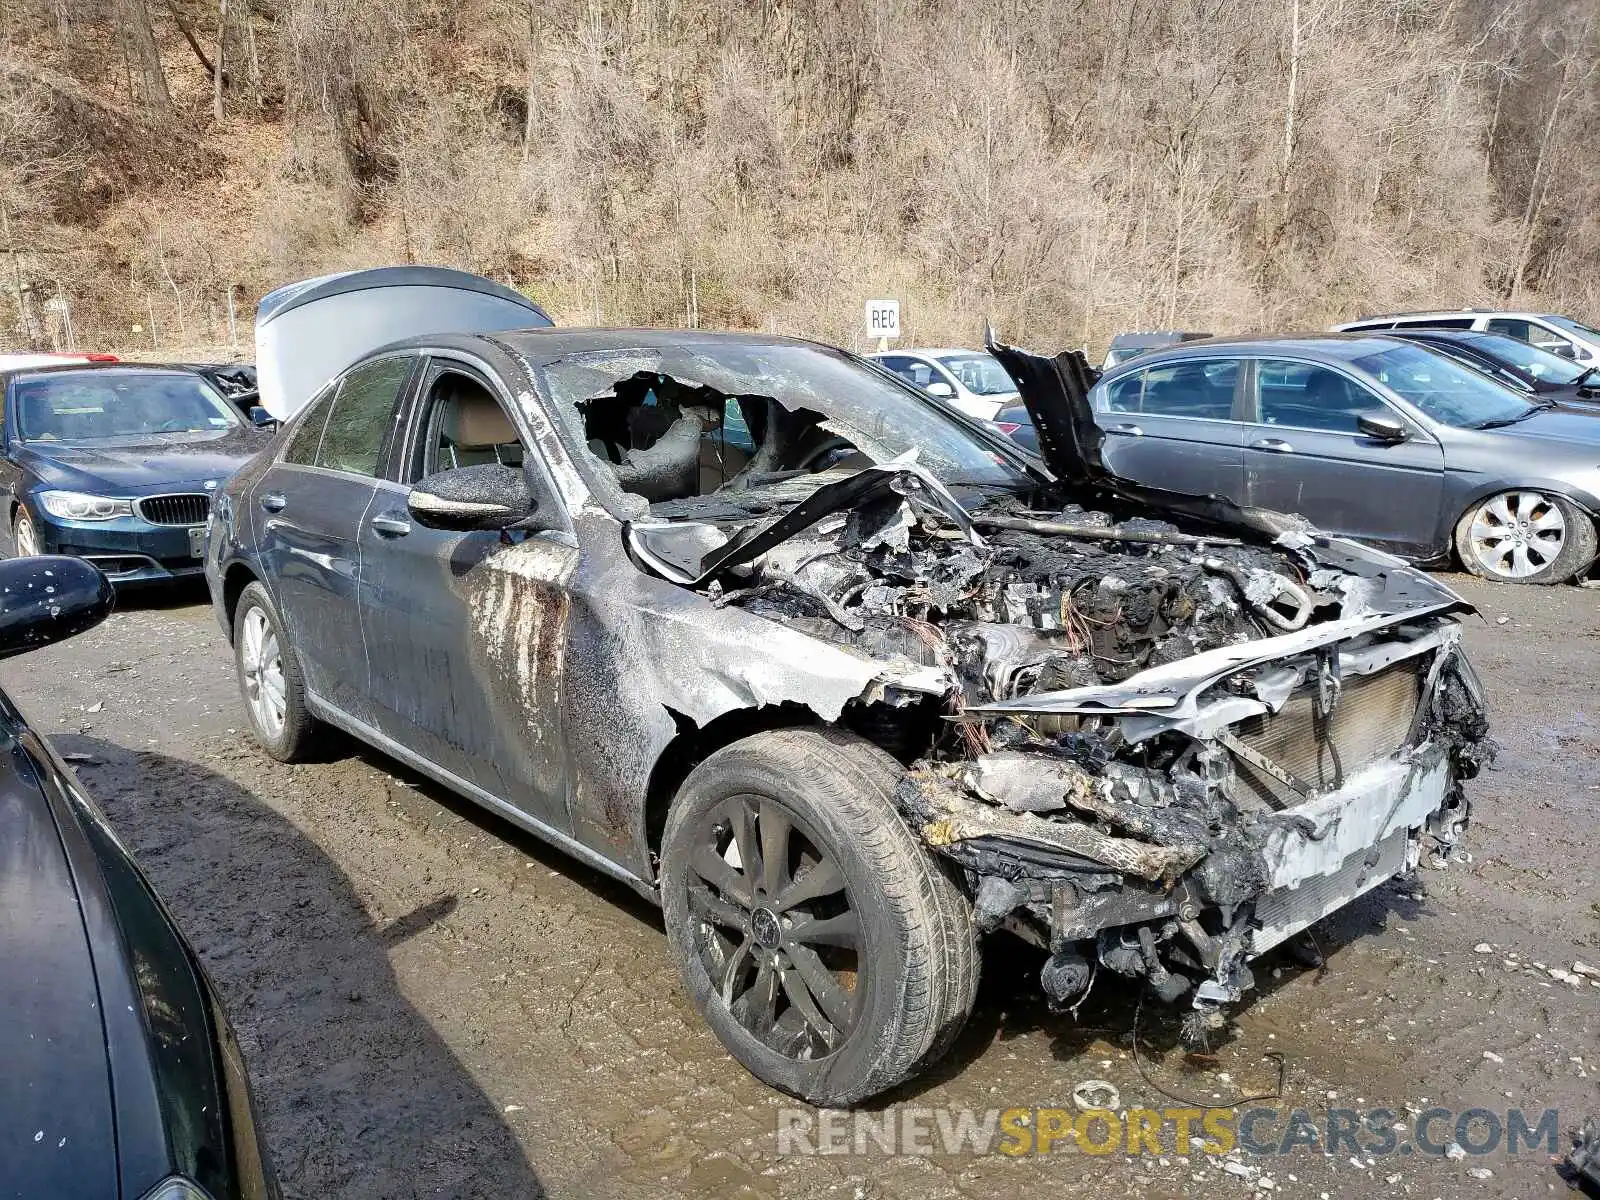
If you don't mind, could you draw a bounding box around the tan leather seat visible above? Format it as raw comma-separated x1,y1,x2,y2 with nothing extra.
439,384,521,468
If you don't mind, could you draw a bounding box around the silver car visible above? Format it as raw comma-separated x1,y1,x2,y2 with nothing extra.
1090,334,1600,584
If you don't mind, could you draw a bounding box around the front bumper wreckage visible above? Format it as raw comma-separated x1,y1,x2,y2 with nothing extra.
895,613,1487,1030
627,341,1491,1031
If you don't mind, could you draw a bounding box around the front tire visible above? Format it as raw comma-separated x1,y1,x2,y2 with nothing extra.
1453,490,1596,585
12,507,41,558
232,581,315,761
659,727,978,1106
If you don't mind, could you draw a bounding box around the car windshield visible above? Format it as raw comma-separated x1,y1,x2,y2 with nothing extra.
1351,344,1540,428
934,352,1019,396
14,370,242,443
1546,315,1600,342
1465,333,1586,384
537,341,1034,493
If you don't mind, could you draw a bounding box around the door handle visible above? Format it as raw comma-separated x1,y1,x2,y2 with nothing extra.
369,513,411,537
259,492,287,512
1250,438,1295,453
1109,422,1144,436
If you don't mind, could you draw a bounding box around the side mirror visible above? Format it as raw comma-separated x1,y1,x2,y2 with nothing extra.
249,406,278,428
0,556,114,659
925,380,956,399
1357,412,1409,443
408,464,540,532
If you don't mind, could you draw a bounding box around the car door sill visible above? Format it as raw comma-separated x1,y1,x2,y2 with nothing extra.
304,692,657,902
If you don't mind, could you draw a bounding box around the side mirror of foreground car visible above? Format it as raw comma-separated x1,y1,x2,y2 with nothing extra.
408,463,543,532
0,555,115,659
1357,412,1409,443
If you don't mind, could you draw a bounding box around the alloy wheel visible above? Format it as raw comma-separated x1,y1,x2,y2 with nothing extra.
14,513,40,558
685,795,864,1061
239,605,287,738
1466,490,1566,580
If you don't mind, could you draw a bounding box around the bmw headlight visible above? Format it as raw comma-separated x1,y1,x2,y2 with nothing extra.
37,491,135,521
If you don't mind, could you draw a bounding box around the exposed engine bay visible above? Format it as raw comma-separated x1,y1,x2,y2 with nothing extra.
547,336,1492,1036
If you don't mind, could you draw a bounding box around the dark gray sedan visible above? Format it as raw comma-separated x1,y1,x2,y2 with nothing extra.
1090,334,1600,584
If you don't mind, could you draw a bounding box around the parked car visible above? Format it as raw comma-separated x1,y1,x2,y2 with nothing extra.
1334,310,1600,365
0,363,272,584
990,399,1038,453
1382,328,1598,405
1090,333,1600,583
0,554,276,1200
1100,330,1211,371
866,347,1019,420
182,362,262,419
208,312,1488,1105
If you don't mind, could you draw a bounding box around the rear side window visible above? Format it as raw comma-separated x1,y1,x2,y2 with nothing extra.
315,356,413,477
1256,360,1380,433
1341,320,1394,331
1105,360,1238,418
281,381,337,465
1395,317,1472,329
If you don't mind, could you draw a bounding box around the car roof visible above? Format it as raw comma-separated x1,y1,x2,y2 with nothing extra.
867,347,989,359
1099,332,1409,374
0,361,202,382
1338,309,1556,323
380,326,862,366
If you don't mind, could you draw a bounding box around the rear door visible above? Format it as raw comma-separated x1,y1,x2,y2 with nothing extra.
356,356,575,833
251,353,416,721
1095,357,1246,500
1241,357,1444,553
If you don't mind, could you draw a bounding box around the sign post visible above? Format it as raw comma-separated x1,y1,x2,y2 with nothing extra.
864,299,900,352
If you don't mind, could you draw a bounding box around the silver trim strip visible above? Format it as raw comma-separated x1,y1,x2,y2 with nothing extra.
303,692,657,901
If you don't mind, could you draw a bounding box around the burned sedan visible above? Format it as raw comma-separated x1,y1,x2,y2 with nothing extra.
206,326,1489,1105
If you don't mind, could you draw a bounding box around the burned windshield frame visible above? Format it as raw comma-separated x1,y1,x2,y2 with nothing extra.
534,341,1039,493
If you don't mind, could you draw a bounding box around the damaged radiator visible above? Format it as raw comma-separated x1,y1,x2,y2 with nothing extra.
1232,661,1424,808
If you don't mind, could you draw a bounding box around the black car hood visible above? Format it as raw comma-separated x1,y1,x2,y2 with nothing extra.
985,338,1308,540
0,743,118,1195
18,427,269,494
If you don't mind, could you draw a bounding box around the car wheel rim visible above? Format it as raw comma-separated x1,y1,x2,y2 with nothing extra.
15,516,39,558
685,795,864,1061
1467,491,1566,579
240,606,286,737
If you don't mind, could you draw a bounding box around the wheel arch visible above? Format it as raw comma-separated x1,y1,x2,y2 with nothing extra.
639,695,944,883
220,561,261,642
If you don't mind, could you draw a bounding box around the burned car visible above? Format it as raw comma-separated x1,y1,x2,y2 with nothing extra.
206,323,1489,1105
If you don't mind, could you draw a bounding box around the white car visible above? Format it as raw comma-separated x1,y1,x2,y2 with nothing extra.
1333,310,1600,365
867,347,1019,420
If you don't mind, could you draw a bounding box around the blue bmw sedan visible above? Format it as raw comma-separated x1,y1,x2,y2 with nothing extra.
0,363,271,584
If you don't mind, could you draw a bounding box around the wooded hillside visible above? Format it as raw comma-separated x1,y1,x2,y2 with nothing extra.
0,0,1594,356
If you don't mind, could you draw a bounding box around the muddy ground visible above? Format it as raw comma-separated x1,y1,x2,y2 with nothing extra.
5,575,1596,1200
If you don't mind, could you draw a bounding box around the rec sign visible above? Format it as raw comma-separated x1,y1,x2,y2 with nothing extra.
864,299,900,341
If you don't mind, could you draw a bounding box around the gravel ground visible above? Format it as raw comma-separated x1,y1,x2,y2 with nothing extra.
4,576,1596,1200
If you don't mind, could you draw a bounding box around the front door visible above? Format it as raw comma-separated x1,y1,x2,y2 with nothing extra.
1241,358,1444,555
356,358,574,833
252,354,416,721
1096,358,1247,500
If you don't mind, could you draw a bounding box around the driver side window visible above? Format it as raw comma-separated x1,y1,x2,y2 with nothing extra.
407,367,527,483
1256,360,1382,433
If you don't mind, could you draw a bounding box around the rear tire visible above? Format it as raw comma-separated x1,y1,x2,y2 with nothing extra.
232,581,315,761
659,727,978,1106
1453,490,1596,585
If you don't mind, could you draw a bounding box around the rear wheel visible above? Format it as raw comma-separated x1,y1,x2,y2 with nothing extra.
233,581,315,761
659,728,977,1106
1453,490,1596,585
